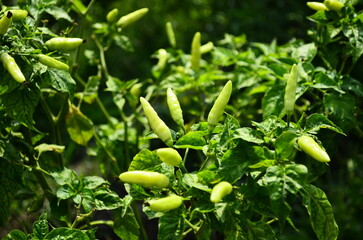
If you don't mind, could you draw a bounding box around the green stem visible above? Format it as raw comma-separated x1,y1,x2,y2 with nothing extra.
131,202,148,240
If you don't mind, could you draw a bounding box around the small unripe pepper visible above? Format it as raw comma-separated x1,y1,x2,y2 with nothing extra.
119,170,170,188
45,37,84,51
306,2,329,11
148,195,183,212
140,97,173,147
0,53,26,83
297,135,330,163
156,148,182,166
324,0,344,12
210,181,233,203
207,80,233,127
6,10,28,21
166,88,184,128
200,41,214,54
0,11,12,35
156,49,168,70
106,8,119,23
190,32,201,70
166,21,176,48
116,8,149,28
284,64,298,117
36,54,69,71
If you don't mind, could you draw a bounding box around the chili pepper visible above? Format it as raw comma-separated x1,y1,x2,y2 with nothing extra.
106,8,119,23
130,83,142,100
284,64,298,117
210,181,233,203
45,37,84,51
191,32,201,70
119,170,170,188
140,97,173,147
166,88,184,128
324,0,344,11
156,49,168,70
156,148,182,166
0,53,25,83
148,195,183,212
6,10,28,21
0,11,12,35
166,21,176,48
36,54,69,71
297,135,330,163
306,2,329,11
207,80,233,128
200,41,214,55
116,8,149,28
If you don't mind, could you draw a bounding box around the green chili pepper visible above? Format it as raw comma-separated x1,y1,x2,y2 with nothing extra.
297,135,330,163
106,8,119,23
148,195,183,212
166,88,184,128
306,2,329,11
6,10,28,21
0,53,26,83
0,11,12,35
284,64,298,117
156,148,182,166
156,49,168,70
210,181,233,203
191,32,201,70
207,80,233,128
45,37,84,51
119,170,170,188
140,97,173,147
200,42,214,54
324,0,344,11
116,8,149,28
166,21,176,48
36,54,69,71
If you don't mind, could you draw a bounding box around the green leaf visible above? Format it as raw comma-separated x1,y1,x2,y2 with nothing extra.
305,113,345,135
114,35,135,52
175,131,207,149
292,43,317,62
43,68,76,97
323,92,356,132
50,168,79,186
0,160,23,226
312,73,344,93
341,76,363,97
128,149,160,171
182,173,210,191
45,227,90,240
274,131,299,160
262,81,285,119
249,159,276,169
232,127,264,144
65,104,94,146
1,84,40,128
264,164,308,220
242,219,277,240
301,184,339,240
34,143,65,158
82,176,108,189
31,212,49,240
56,184,77,200
2,230,27,240
114,206,140,240
217,142,263,182
93,187,123,211
158,207,185,240
44,6,73,22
